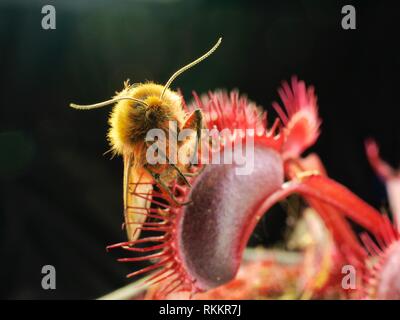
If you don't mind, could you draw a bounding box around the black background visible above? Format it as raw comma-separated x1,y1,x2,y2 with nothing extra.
0,0,399,299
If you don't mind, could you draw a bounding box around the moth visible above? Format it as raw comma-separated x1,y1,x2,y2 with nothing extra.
70,38,222,241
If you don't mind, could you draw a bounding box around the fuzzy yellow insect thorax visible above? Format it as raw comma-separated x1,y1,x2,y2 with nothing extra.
107,82,186,156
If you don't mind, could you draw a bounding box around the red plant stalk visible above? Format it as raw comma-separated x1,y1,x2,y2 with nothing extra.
108,77,388,298
365,139,400,231
361,139,400,299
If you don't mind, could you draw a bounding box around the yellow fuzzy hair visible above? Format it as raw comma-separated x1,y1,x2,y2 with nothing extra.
107,81,186,157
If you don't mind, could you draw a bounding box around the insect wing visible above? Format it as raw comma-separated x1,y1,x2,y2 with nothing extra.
123,153,153,242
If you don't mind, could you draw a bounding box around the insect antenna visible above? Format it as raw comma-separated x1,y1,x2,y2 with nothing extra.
69,96,149,110
160,37,222,99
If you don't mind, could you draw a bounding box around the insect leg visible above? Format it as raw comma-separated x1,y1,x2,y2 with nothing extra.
183,109,203,161
144,164,192,206
169,162,191,187
180,109,204,175
183,164,207,177
157,147,192,188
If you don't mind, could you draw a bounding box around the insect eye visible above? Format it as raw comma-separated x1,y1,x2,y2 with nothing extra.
145,109,157,122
